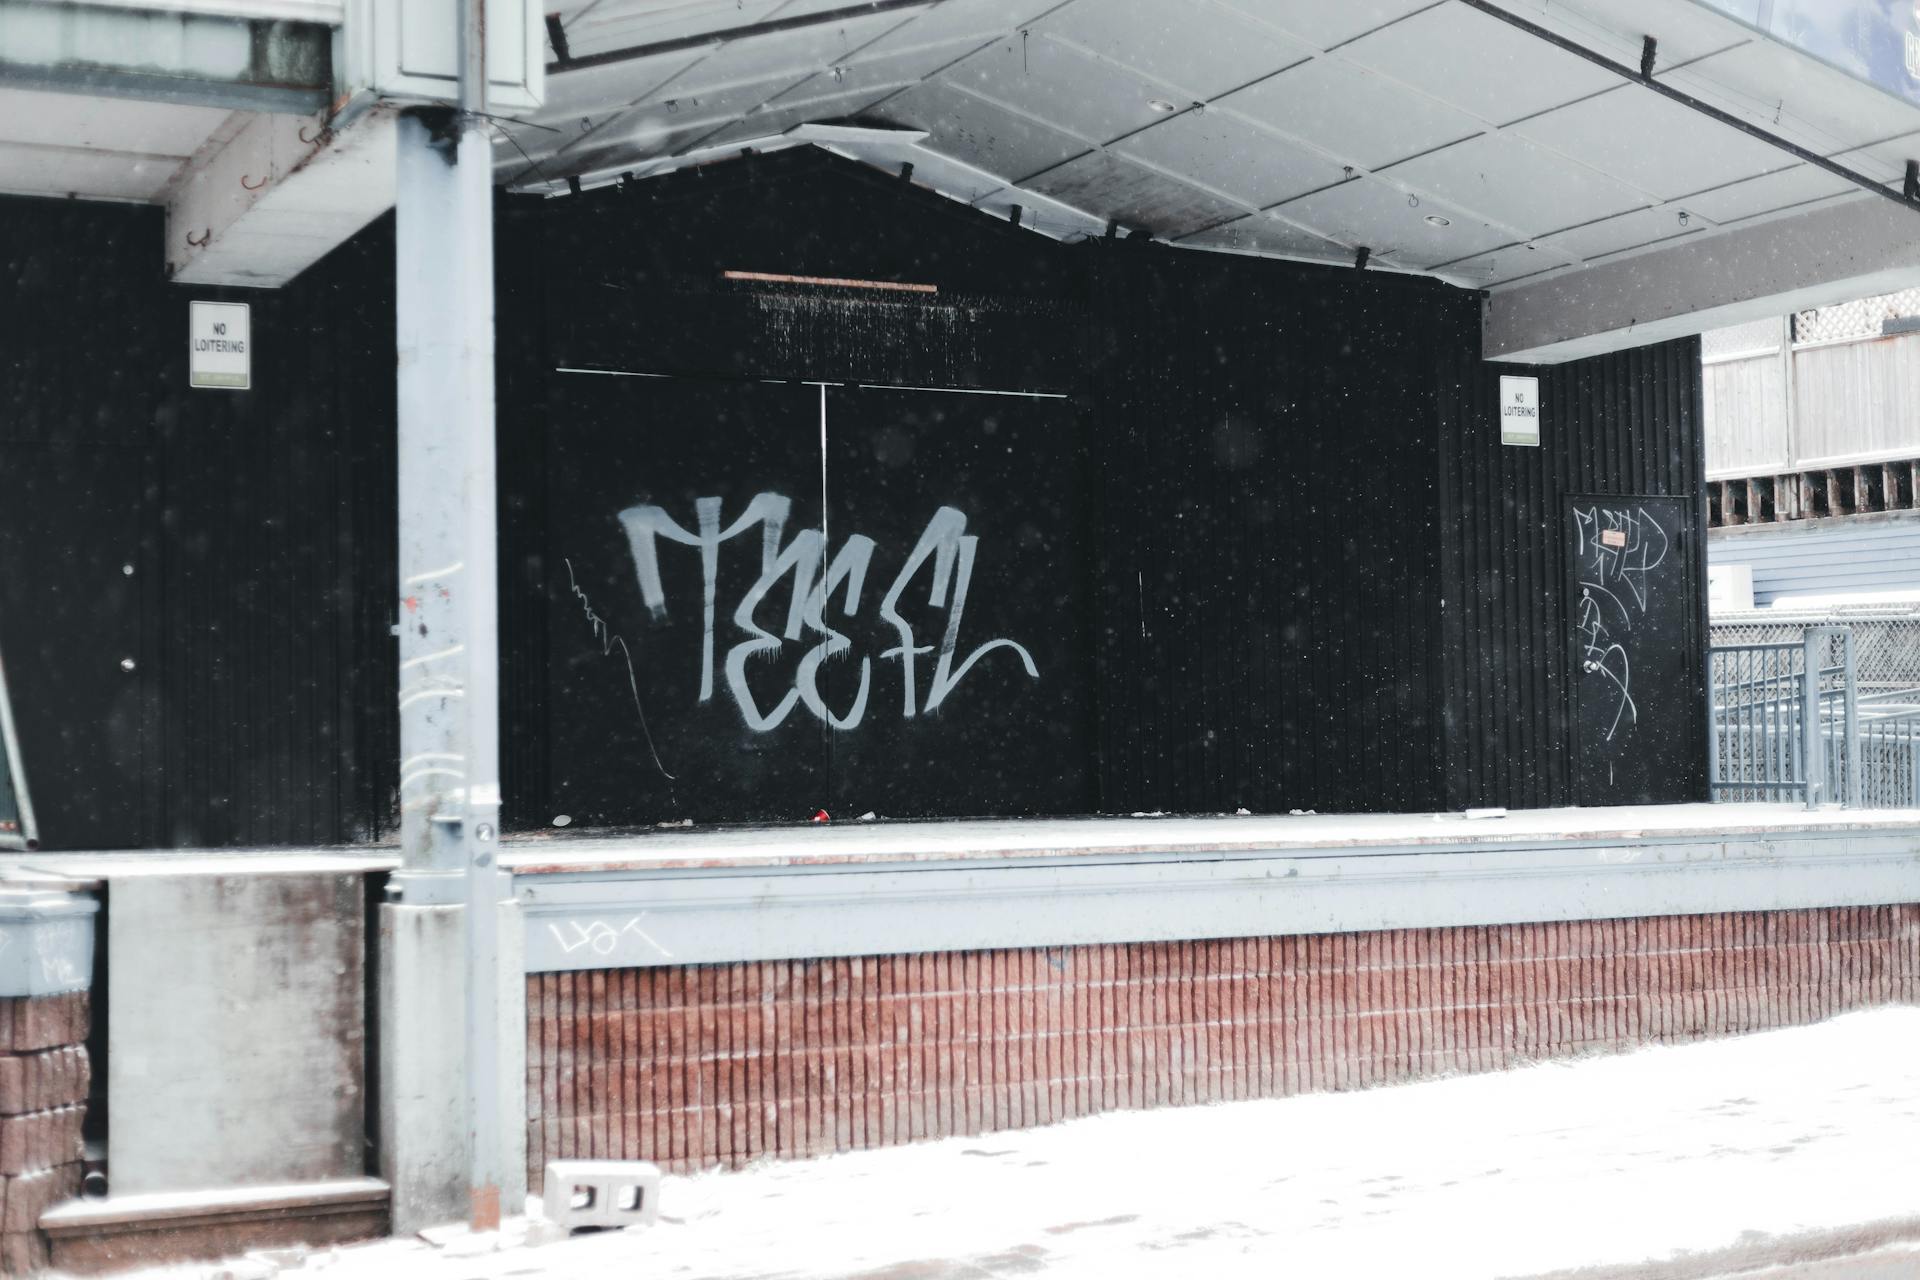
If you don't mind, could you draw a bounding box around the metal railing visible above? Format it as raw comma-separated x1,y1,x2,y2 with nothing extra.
1709,623,1920,808
1709,626,1853,807
1856,688,1920,808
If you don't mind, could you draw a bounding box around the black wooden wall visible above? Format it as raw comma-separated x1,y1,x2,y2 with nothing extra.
1437,337,1709,809
1087,247,1467,815
0,197,398,850
0,148,1707,847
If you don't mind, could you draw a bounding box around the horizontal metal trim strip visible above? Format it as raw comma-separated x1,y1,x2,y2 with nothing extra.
517,829,1920,972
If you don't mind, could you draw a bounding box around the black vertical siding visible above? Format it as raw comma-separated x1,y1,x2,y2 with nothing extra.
1087,246,1463,814
0,197,398,849
1436,336,1708,809
0,148,1708,846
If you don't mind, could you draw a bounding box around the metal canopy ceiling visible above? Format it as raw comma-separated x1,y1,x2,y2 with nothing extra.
0,87,233,202
508,0,1920,290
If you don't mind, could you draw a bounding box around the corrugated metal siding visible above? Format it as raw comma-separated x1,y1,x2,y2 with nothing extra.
0,196,398,848
1437,337,1710,809
1710,513,1920,605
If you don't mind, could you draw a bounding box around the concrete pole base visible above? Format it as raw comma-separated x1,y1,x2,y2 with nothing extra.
378,900,525,1236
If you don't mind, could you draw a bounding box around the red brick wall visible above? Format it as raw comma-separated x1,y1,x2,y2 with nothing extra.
0,993,89,1274
525,906,1920,1179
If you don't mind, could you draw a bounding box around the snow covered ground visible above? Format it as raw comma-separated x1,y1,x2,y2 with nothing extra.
105,1008,1920,1280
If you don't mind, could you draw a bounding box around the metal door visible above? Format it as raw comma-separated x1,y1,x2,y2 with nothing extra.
1566,494,1694,806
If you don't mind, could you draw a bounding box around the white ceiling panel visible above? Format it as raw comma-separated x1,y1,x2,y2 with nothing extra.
1177,213,1349,261
1828,131,1920,187
554,72,812,171
657,9,912,98
784,36,984,104
1221,57,1483,170
1665,40,1920,160
0,146,176,201
1340,3,1621,127
966,183,1109,239
1275,177,1513,268
1033,0,1311,101
1529,203,1710,266
1023,150,1248,236
561,118,737,175
1674,163,1855,225
1111,108,1347,207
853,0,1059,61
539,48,709,119
1434,240,1578,286
1208,0,1439,53
939,34,1172,148
1510,84,1794,201
1382,131,1650,236
874,80,1092,180
698,86,905,147
557,1,787,61
1499,0,1747,66
0,91,227,158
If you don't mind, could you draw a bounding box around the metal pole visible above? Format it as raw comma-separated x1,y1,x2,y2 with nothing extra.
1705,648,1719,797
1842,628,1860,808
392,0,502,1231
456,0,503,1235
1800,628,1821,808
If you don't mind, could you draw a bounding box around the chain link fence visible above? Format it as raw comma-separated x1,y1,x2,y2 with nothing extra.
1709,610,1920,808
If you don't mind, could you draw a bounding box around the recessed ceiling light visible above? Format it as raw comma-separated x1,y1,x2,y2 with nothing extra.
1146,98,1178,114
1424,214,1451,227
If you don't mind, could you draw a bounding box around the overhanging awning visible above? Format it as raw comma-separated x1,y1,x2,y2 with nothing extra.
507,0,1920,360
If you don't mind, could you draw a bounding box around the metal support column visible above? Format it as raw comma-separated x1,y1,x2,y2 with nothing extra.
387,0,506,1230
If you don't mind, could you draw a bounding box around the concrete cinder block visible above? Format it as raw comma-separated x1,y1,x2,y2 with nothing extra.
541,1160,659,1232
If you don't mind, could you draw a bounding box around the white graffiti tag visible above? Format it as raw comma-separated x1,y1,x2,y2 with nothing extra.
618,493,1039,732
1571,505,1670,742
545,916,673,960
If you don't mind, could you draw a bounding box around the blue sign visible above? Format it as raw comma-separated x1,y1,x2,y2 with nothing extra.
1695,0,1920,107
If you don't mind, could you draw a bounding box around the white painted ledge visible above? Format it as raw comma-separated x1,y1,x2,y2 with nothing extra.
510,804,1920,972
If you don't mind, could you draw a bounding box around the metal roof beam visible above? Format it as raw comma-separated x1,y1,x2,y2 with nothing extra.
0,0,331,114
1484,195,1920,363
547,0,938,75
1462,0,1920,217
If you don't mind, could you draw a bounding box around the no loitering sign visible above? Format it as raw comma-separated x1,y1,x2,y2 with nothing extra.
1499,374,1540,447
189,301,251,390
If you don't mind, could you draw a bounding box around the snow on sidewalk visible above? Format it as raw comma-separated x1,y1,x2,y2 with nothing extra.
110,1008,1920,1280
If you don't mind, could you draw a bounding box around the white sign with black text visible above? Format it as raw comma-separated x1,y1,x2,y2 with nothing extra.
1500,374,1540,447
189,301,251,390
